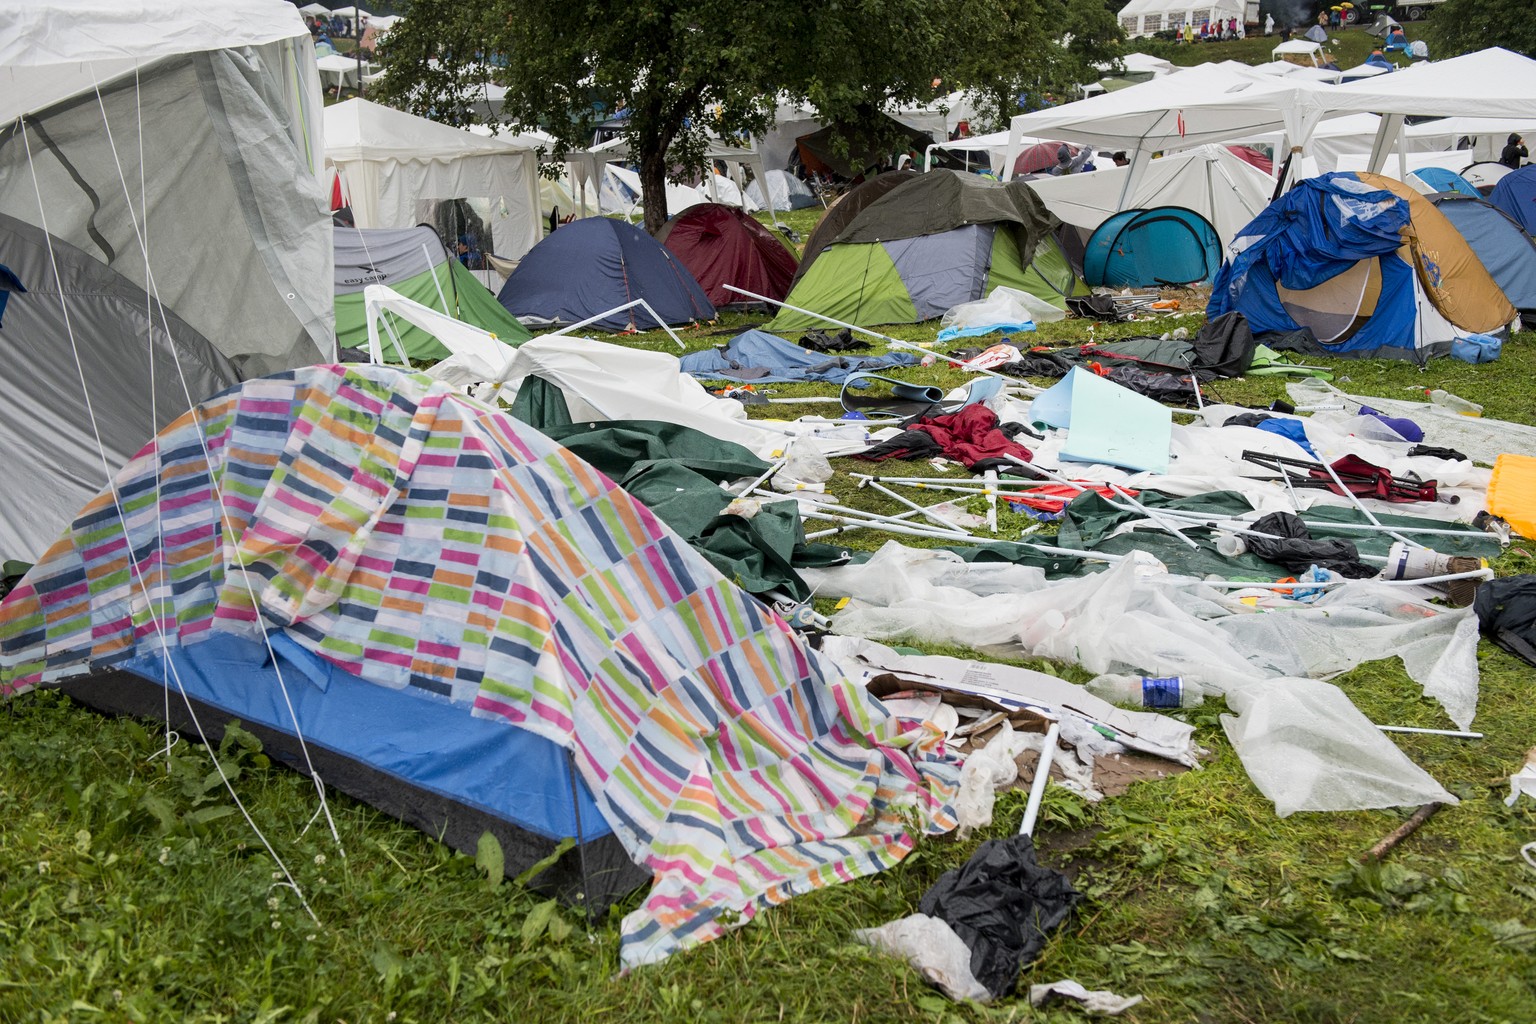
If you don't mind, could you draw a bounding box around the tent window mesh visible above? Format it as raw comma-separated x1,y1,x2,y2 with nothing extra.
1143,14,1163,31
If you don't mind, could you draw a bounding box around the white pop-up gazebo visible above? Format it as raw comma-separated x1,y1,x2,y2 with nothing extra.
324,98,544,262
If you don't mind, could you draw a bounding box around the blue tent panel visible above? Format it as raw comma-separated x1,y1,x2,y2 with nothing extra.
1413,166,1480,199
1488,165,1536,235
1210,173,1423,359
884,224,994,320
1083,207,1222,289
498,217,716,331
1432,193,1536,310
115,631,607,841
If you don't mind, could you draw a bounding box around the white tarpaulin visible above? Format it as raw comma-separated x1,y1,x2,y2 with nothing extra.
325,98,543,261
1022,144,1275,245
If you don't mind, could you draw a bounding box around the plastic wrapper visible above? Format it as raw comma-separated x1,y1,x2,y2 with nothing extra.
938,285,1066,338
854,914,992,1003
1221,677,1456,816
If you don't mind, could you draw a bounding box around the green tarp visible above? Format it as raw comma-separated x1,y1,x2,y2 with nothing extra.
336,254,531,361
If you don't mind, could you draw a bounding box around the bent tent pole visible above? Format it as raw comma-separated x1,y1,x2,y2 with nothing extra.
540,299,686,348
422,242,454,318
722,284,906,346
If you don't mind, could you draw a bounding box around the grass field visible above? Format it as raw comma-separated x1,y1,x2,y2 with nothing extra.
8,35,1536,1024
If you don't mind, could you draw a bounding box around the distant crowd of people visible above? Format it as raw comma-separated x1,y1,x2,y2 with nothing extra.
308,14,365,40
1174,17,1243,43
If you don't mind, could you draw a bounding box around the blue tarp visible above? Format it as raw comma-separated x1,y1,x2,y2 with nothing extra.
498,217,716,331
1209,174,1420,358
1432,194,1536,310
1489,165,1536,235
679,329,919,383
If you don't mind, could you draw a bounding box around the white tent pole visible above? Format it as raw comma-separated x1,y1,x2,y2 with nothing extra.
539,299,686,348
1001,119,1024,182
924,143,939,172
421,242,453,317
1116,148,1151,211
722,284,905,345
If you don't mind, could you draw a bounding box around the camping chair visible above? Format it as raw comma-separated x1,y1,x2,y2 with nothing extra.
1241,450,1440,503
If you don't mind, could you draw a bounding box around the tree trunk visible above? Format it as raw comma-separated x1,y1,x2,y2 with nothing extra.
639,148,670,237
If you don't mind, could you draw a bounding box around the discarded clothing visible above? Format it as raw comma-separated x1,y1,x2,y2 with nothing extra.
678,329,912,384
1222,412,1317,457
1245,512,1378,579
1408,444,1470,463
1191,310,1257,377
1474,575,1536,667
798,327,869,352
919,834,1080,999
859,404,1033,472
1103,365,1205,407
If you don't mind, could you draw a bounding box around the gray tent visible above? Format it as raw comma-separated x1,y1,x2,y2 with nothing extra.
745,170,818,212
0,0,333,564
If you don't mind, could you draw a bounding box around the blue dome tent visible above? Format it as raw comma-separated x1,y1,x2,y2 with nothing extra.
1082,207,1221,289
497,217,715,331
1489,165,1536,235
1411,166,1481,199
1431,192,1536,315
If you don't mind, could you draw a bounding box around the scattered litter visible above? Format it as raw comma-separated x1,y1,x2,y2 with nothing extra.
1028,979,1145,1016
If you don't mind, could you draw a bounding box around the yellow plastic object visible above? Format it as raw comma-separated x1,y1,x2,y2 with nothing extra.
1488,454,1536,540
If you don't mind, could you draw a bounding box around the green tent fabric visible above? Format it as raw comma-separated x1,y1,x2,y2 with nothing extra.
511,376,824,599
766,171,1083,334
334,225,532,362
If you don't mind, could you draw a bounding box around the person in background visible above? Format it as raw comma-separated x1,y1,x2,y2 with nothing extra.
1501,134,1528,169
1112,151,1130,167
1265,12,1275,35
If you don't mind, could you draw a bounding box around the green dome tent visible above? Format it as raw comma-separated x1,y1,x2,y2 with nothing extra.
334,225,531,360
766,171,1084,333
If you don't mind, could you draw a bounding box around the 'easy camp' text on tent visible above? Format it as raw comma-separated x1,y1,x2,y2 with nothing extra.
0,0,333,565
767,171,1082,333
1430,193,1536,315
0,362,960,969
1083,207,1221,288
334,226,530,360
497,218,716,331
655,204,799,309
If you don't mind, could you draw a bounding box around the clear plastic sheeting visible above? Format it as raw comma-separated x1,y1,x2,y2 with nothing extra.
1215,588,1482,730
939,285,1066,337
1221,677,1457,817
807,544,1482,728
1287,379,1536,466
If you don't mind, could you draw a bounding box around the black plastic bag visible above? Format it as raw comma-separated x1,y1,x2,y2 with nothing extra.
918,834,1079,999
1474,575,1536,667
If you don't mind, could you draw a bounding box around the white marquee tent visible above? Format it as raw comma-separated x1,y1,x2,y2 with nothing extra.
1117,0,1245,39
324,98,543,262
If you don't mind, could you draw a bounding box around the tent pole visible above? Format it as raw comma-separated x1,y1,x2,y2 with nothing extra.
422,243,453,317
538,298,686,349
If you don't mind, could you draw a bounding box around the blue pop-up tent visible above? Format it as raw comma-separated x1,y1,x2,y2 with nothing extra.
497,217,715,331
1489,164,1536,234
1412,166,1480,199
1082,207,1221,288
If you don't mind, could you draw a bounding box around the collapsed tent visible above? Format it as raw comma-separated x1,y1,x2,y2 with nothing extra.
793,171,918,285
1209,173,1513,361
0,362,960,968
768,171,1083,333
0,0,333,565
654,203,799,309
1082,207,1221,288
1430,193,1536,314
497,217,716,331
1488,165,1536,235
334,226,531,359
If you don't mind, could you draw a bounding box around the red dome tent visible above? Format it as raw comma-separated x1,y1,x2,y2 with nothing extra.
655,203,799,309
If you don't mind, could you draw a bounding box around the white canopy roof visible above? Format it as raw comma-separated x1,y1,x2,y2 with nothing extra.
300,3,330,14
332,6,371,18
0,0,311,122
1322,48,1536,119
1272,41,1323,57
325,97,539,162
1005,62,1325,167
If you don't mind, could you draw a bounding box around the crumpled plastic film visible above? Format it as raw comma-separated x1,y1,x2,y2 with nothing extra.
854,914,993,1003
1221,677,1457,816
955,722,1033,838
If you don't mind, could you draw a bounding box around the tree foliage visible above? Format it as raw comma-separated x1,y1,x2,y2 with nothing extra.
1426,0,1536,59
377,1,1120,234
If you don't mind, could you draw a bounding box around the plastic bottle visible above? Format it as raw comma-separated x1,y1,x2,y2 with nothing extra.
1084,673,1203,709
1423,388,1483,417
